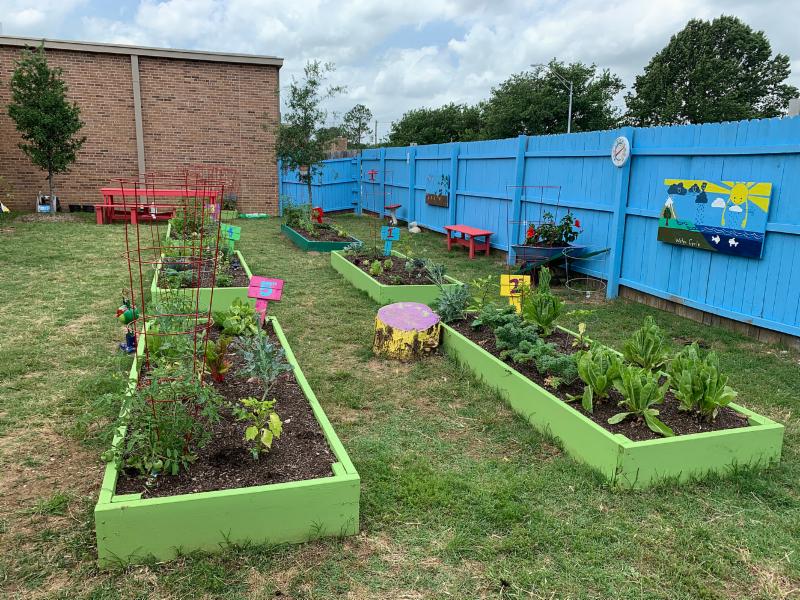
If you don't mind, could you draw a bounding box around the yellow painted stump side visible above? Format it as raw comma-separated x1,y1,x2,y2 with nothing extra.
373,315,441,361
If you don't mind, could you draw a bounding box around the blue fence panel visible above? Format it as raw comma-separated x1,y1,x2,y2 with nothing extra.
280,116,800,336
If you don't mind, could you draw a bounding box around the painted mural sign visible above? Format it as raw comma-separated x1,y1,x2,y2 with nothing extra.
657,179,772,259
425,174,450,207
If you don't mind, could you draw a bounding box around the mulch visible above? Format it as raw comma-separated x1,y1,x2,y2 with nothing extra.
448,319,749,441
115,324,335,498
158,254,249,288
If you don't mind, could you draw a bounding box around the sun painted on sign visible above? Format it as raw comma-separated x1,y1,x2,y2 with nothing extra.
657,179,772,259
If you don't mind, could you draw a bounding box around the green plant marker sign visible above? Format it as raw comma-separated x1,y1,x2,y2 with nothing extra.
221,224,241,253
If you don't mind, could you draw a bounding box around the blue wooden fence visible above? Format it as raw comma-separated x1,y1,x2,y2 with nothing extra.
279,116,800,337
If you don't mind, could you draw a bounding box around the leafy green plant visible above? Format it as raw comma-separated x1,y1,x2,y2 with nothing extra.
423,259,448,286
471,303,520,330
509,338,578,383
570,345,621,413
283,201,315,233
382,258,393,270
467,275,498,311
205,335,233,382
235,331,292,401
369,260,384,277
622,316,669,371
610,364,673,437
433,284,471,323
343,240,364,255
525,212,579,247
494,320,539,360
102,364,223,477
232,397,283,459
520,267,564,335
668,343,737,421
213,298,260,337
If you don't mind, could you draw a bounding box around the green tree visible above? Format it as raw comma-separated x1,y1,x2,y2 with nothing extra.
387,103,483,146
7,44,86,204
341,103,373,148
625,16,798,125
481,60,624,138
275,60,344,205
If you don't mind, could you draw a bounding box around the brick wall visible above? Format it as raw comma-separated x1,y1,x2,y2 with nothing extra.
0,44,280,214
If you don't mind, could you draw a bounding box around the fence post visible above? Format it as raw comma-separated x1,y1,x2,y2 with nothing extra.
407,146,417,223
606,127,635,299
508,134,527,265
277,159,283,217
379,147,387,220
448,142,460,224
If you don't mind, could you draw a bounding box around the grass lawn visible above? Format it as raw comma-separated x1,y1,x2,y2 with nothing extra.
1,212,799,599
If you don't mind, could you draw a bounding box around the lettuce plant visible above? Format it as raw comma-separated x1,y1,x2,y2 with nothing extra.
610,364,674,437
622,316,669,371
213,298,260,337
668,343,737,421
572,345,621,413
521,267,564,335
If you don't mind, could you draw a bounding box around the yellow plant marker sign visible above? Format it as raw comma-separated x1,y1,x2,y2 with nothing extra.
500,274,530,313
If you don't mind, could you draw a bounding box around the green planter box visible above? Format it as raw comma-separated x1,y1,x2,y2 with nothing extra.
95,316,360,566
441,323,784,488
331,250,462,306
282,224,361,252
150,250,253,311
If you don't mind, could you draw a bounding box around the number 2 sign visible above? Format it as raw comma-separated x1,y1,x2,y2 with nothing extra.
500,274,531,313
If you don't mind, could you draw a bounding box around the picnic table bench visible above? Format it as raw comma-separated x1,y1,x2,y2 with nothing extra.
95,187,219,224
443,224,493,259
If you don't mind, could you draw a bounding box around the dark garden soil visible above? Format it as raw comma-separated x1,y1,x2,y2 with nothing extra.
290,222,356,242
116,324,335,498
346,254,438,286
158,254,249,289
448,320,750,441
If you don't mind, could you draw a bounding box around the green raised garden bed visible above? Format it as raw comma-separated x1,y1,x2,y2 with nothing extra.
282,224,361,252
331,250,462,306
441,323,784,488
94,316,360,566
150,250,253,312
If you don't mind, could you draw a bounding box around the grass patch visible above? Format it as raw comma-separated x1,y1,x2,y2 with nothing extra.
0,212,798,598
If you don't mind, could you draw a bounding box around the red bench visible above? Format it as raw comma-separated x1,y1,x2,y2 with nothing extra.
444,224,493,259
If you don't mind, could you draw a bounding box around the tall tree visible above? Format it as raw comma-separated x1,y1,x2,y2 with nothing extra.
625,16,798,125
341,103,373,148
275,60,344,206
387,103,483,146
7,44,85,204
481,60,624,138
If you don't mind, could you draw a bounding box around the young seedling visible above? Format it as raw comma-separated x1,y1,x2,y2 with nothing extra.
233,397,283,459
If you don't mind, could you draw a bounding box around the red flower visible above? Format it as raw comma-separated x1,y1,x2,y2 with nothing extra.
526,225,535,239
574,219,581,228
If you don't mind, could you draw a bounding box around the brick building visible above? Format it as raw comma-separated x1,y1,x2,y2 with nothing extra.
0,36,283,214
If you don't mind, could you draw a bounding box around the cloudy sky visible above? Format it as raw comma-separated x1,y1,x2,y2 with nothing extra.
2,0,799,138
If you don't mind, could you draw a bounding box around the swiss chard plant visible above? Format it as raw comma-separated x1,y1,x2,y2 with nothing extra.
213,298,260,337
610,364,673,437
205,335,233,382
667,343,737,421
235,331,293,401
622,316,669,372
232,397,283,459
570,345,621,413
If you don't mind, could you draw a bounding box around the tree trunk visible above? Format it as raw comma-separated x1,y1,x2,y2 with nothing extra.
307,176,313,208
48,170,55,214
373,302,441,361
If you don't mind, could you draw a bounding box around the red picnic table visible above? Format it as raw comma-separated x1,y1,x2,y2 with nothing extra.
95,187,220,224
444,224,494,259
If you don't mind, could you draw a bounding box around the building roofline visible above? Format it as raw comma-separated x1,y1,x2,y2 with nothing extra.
0,35,283,67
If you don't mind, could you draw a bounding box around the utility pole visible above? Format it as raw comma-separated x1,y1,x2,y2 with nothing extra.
532,63,574,133
374,119,378,145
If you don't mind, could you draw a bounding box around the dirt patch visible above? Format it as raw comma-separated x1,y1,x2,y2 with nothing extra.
294,222,356,242
448,320,750,441
115,324,336,498
157,254,249,289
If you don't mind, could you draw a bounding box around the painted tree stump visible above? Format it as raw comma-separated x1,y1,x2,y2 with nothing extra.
373,302,441,361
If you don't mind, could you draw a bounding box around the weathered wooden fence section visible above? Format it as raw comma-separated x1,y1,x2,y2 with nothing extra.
279,117,800,338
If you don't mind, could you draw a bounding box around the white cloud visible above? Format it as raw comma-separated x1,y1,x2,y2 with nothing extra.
2,0,800,134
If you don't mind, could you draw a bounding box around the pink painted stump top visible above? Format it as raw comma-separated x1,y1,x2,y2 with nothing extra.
377,302,440,331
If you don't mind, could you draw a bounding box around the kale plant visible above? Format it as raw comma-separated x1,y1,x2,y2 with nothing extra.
433,284,471,324
235,331,293,401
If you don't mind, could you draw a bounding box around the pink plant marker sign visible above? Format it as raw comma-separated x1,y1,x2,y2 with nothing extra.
248,276,284,323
